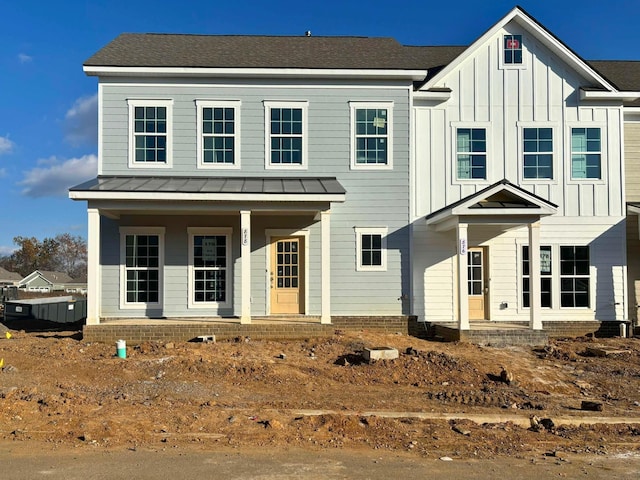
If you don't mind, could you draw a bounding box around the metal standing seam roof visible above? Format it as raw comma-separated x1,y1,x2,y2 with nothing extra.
69,176,346,196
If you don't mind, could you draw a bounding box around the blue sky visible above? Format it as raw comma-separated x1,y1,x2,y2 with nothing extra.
1,0,639,255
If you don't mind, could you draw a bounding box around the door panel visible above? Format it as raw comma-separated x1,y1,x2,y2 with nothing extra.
270,237,304,314
468,247,488,320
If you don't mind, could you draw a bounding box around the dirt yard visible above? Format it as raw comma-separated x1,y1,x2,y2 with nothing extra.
0,322,639,460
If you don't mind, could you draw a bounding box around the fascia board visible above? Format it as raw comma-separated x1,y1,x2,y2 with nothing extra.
83,65,428,81
69,190,346,203
581,89,640,101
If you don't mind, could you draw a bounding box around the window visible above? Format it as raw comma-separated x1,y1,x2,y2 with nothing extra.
128,99,173,168
522,246,552,308
457,128,486,179
196,100,240,169
120,228,164,307
355,227,388,271
264,101,308,168
188,228,232,308
560,246,590,308
571,128,601,179
523,127,553,179
350,102,393,169
504,34,523,64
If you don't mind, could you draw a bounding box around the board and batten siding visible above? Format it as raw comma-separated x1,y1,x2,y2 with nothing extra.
625,122,640,202
413,22,625,221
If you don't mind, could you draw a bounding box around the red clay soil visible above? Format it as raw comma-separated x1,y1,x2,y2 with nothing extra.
0,325,639,459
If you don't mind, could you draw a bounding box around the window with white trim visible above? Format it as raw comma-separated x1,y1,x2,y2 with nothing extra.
264,101,308,168
350,102,393,169
504,34,523,64
523,127,553,179
127,99,173,168
560,246,590,308
571,128,601,179
188,228,232,308
196,100,240,168
457,128,486,179
522,245,552,308
355,227,388,271
120,228,164,307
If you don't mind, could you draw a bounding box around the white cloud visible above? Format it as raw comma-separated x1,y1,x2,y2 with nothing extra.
0,136,14,155
18,53,32,63
64,94,98,147
19,154,97,198
0,245,16,256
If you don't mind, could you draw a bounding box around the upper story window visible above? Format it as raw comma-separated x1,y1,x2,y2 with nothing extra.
571,128,601,179
504,34,523,64
523,127,553,179
196,100,241,169
350,102,393,170
127,99,173,168
457,128,486,179
264,101,308,169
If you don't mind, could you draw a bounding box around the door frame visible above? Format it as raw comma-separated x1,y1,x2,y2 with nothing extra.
265,229,310,315
467,246,490,321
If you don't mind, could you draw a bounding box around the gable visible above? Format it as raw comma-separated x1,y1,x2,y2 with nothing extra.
419,6,617,94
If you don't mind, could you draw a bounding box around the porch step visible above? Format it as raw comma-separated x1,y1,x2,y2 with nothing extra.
429,323,548,346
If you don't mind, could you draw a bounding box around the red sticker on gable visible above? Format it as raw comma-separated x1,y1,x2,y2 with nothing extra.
507,39,520,49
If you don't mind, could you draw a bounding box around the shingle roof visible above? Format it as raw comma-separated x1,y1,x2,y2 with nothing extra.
84,34,430,70
38,271,76,284
0,267,21,282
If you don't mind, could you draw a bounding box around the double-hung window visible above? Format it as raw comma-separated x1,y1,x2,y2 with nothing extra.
128,99,173,168
457,128,487,179
523,127,553,179
196,100,240,169
188,228,231,308
560,246,590,308
522,245,552,308
350,102,393,169
355,227,388,271
264,101,307,168
120,227,164,308
571,128,601,179
504,34,523,65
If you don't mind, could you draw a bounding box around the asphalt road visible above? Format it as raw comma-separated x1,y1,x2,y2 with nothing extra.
1,443,639,479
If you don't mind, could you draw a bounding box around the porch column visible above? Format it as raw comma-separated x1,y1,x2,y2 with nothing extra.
320,210,331,324
86,208,100,325
528,221,542,330
457,222,470,330
240,210,251,324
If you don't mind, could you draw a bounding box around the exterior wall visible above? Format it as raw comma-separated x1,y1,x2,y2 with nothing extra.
625,122,640,201
412,19,627,324
625,121,640,322
413,218,625,323
96,79,412,319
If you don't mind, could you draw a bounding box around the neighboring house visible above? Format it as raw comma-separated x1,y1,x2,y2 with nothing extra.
70,6,640,334
0,267,22,286
20,270,79,293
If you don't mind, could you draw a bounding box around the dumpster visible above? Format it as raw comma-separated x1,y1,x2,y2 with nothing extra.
3,296,87,324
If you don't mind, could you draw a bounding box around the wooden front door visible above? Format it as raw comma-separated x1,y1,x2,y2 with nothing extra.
468,247,488,320
270,237,304,314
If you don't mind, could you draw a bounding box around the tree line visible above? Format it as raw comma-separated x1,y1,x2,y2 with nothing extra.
0,234,87,280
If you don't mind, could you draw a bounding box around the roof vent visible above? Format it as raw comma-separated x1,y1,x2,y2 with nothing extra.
305,30,311,37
